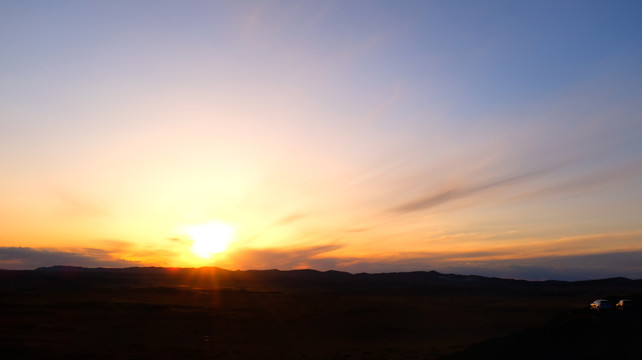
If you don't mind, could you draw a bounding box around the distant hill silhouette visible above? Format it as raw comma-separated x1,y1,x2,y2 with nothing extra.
1,266,640,294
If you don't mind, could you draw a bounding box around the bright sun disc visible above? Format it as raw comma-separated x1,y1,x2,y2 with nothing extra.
186,222,236,258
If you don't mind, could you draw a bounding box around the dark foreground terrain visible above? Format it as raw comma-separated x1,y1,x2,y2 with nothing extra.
1,267,640,359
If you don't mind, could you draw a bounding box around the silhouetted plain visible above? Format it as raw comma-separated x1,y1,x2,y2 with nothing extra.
1,267,640,359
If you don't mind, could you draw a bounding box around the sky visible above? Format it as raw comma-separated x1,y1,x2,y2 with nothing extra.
1,0,641,280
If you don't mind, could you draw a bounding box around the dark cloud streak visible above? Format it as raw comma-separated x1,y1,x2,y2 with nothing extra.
388,158,641,215
0,247,140,270
512,160,642,202
223,244,342,270
389,165,560,214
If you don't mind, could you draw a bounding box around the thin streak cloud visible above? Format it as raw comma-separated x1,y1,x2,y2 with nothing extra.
389,165,562,214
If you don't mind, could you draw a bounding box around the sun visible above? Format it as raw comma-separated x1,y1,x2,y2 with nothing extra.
185,222,236,258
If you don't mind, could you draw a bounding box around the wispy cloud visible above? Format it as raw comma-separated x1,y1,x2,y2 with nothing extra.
54,191,110,218
510,160,642,202
389,164,562,214
360,83,404,124
221,244,342,270
535,231,642,257
272,212,309,226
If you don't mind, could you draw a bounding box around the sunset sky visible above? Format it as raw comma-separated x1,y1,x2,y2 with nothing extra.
1,1,641,280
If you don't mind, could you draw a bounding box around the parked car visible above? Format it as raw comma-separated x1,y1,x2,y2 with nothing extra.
616,299,633,310
590,299,613,311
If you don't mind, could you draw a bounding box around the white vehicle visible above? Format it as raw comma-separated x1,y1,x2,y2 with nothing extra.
590,299,613,311
616,299,633,310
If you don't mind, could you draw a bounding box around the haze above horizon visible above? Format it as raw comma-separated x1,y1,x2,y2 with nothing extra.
1,1,641,281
